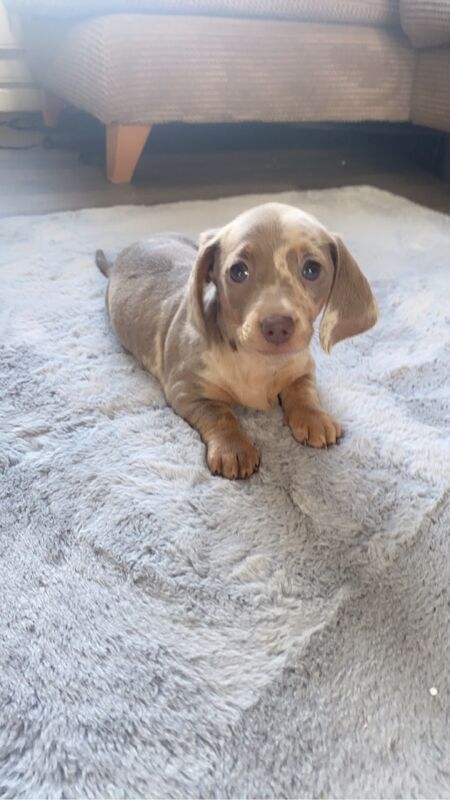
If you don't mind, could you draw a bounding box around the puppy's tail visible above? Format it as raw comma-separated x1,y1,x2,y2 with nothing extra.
95,249,113,277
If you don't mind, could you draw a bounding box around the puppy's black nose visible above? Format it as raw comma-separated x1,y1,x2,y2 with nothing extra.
260,314,295,345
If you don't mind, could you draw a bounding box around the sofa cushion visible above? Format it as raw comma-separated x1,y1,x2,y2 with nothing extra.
411,48,450,131
400,0,450,47
8,0,400,28
22,14,414,125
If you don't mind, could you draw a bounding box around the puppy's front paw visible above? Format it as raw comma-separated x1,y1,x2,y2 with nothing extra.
288,408,341,448
207,433,260,479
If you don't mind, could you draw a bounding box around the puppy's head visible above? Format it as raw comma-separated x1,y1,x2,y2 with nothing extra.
190,203,378,355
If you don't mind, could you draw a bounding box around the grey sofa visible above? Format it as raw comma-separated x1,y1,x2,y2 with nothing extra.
7,0,450,182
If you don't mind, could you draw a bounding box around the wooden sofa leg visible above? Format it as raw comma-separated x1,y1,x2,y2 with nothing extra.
106,123,152,183
42,90,66,127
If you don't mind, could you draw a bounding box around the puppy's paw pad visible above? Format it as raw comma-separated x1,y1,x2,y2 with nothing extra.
289,410,341,448
207,436,260,480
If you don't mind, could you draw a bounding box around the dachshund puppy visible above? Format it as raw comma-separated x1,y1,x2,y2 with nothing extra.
96,203,377,478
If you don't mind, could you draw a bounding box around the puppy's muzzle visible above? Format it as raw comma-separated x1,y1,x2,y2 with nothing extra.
260,314,295,345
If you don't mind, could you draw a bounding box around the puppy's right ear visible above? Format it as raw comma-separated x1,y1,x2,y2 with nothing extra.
189,229,220,337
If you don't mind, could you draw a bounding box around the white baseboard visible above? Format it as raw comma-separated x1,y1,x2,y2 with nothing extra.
0,84,41,111
0,0,39,111
0,52,32,82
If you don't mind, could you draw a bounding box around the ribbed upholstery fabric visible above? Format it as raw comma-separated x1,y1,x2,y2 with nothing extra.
400,1,450,47
400,0,450,47
7,0,400,27
411,48,450,131
23,15,414,125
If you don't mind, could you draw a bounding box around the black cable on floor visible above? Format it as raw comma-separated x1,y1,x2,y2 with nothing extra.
0,114,50,148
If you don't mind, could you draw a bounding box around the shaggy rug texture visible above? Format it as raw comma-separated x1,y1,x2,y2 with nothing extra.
0,187,449,800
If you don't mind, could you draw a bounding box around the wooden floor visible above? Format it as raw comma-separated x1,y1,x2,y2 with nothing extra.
0,112,449,217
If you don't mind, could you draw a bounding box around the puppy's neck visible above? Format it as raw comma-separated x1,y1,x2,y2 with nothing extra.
200,344,311,411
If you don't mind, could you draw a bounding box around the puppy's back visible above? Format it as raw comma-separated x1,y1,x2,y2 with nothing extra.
103,234,197,375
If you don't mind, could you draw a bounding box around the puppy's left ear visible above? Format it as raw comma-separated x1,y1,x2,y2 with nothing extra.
198,228,220,248
189,229,220,337
320,235,378,353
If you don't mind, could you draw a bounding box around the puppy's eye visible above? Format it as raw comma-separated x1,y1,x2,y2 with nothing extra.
229,261,249,283
302,260,321,281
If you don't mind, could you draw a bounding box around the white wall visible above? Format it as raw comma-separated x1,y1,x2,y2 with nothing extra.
0,0,41,112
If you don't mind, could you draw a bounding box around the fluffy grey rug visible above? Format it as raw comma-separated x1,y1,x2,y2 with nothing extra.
1,187,449,800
